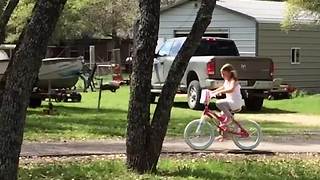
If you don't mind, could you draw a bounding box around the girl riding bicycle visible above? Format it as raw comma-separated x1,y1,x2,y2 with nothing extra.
185,64,262,150
211,64,244,141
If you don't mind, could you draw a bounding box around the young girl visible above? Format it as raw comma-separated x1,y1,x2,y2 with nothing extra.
211,64,244,141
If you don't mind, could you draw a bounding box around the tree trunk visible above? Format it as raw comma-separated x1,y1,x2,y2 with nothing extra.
0,0,9,14
0,0,20,44
126,0,216,173
149,0,216,167
110,0,121,49
112,29,121,49
0,0,66,179
126,0,161,173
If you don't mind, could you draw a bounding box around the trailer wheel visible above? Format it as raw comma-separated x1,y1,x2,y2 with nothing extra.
55,95,63,102
29,98,42,108
72,94,82,102
63,97,69,102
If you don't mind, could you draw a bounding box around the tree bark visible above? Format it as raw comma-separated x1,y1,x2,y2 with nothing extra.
126,0,216,174
126,0,161,173
149,0,216,167
0,0,20,44
0,0,67,179
0,0,9,14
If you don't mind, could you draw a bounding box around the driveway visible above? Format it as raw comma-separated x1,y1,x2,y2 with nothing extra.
21,138,320,157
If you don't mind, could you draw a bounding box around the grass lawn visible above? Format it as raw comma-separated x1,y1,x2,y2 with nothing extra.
264,95,320,115
24,86,320,141
19,156,320,180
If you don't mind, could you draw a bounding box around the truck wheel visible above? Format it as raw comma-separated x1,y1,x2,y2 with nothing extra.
187,80,203,110
245,97,264,111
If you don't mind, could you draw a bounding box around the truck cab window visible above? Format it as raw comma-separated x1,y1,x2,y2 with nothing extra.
158,40,174,57
194,39,239,56
169,39,184,56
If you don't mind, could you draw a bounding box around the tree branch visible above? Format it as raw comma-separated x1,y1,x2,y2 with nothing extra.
126,0,161,173
149,0,217,164
0,0,20,44
0,0,67,178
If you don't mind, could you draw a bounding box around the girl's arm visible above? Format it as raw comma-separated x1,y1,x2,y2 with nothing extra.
212,86,224,93
210,86,224,97
218,80,237,94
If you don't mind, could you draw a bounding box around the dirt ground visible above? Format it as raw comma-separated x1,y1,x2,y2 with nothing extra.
237,113,320,126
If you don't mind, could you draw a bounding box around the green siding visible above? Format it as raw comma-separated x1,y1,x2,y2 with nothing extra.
258,23,320,92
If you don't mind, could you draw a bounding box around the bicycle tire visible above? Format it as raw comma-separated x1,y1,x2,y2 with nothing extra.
184,119,216,150
231,120,262,150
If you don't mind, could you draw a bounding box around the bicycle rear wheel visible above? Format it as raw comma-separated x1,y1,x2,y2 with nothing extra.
184,119,216,150
231,120,262,150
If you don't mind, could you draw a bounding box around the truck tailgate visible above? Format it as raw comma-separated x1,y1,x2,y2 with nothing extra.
213,57,273,81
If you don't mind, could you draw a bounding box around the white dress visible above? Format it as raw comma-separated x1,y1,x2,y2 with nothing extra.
224,80,244,110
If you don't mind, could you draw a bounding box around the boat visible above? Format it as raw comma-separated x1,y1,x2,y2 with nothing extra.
38,57,83,89
0,50,9,80
0,49,83,89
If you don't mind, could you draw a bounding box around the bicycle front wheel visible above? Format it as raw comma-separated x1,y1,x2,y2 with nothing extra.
184,119,216,150
231,120,262,150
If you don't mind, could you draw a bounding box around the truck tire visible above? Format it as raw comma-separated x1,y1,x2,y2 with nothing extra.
187,80,203,110
245,96,264,111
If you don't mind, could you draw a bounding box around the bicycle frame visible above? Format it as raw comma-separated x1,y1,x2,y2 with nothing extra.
199,90,249,138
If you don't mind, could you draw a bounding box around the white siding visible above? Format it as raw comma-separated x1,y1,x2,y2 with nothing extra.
159,2,257,55
258,23,320,92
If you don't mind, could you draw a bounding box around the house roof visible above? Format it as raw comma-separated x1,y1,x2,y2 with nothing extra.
161,0,318,23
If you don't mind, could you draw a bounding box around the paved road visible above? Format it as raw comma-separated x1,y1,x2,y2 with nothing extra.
21,138,320,157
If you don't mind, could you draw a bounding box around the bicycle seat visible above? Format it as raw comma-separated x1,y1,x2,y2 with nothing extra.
231,109,242,113
231,108,242,115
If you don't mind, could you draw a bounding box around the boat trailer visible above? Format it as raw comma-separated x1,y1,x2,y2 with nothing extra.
29,88,82,108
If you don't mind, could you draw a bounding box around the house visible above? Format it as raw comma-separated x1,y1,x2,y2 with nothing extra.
47,38,132,66
160,0,320,92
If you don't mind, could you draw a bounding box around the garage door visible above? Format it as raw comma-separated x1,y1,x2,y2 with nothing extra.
174,29,229,38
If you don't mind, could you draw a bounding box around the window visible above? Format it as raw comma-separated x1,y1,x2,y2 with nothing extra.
169,39,184,56
291,48,301,64
174,29,229,38
194,39,239,56
158,40,174,56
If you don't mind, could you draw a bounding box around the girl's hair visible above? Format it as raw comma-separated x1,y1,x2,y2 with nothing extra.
220,64,238,81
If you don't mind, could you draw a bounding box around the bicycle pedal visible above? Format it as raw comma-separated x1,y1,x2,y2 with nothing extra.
219,124,228,131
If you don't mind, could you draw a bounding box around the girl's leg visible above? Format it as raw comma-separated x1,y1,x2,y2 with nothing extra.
215,100,233,142
216,100,232,121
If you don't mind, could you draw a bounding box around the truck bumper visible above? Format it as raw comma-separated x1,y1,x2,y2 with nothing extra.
205,79,273,90
204,79,224,89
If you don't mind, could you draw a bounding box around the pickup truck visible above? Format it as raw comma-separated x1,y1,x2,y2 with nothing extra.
151,37,274,111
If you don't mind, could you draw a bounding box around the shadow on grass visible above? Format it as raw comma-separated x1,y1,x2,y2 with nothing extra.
24,101,303,140
160,168,234,180
25,105,128,139
173,102,217,111
173,101,297,114
172,102,190,109
254,120,320,137
242,107,296,114
28,105,127,115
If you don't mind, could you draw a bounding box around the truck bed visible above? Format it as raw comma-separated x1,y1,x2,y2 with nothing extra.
212,56,273,81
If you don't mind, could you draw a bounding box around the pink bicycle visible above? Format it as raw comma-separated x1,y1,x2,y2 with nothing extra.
184,90,262,150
